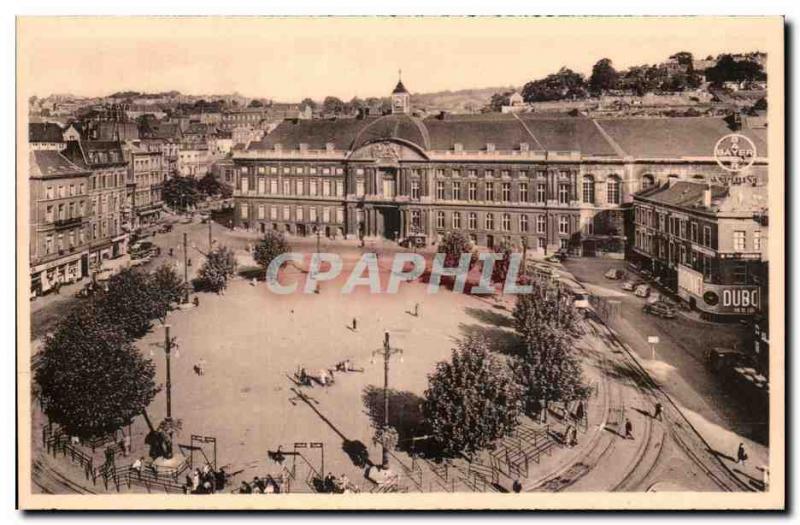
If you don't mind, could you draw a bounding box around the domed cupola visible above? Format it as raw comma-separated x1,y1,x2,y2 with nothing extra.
391,71,411,115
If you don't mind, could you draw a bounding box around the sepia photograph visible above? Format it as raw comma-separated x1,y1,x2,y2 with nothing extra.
15,15,785,510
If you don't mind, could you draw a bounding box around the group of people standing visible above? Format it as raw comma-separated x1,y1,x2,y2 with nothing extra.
184,464,228,494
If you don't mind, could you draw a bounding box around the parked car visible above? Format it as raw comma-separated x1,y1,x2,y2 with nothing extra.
130,241,160,260
642,301,676,318
545,254,564,263
573,292,592,311
604,268,625,280
621,279,644,291
158,223,174,234
634,284,651,298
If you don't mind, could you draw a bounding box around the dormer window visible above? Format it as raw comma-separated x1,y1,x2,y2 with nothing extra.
299,143,309,152
520,142,530,152
454,143,463,153
486,143,495,152
325,142,335,152
274,144,282,152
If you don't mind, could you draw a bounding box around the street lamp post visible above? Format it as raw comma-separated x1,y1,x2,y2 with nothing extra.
371,331,403,469
162,325,175,423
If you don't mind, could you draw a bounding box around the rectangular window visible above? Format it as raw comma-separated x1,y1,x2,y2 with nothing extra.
559,216,569,234
323,207,331,223
502,183,511,202
691,223,698,243
452,181,461,200
336,208,344,223
296,180,304,195
536,184,546,203
309,180,318,196
502,214,511,231
537,215,546,234
411,180,420,199
754,230,762,251
241,177,249,193
309,208,317,222
559,184,569,204
322,180,331,196
733,231,746,250
468,213,477,230
296,207,303,221
520,215,529,233
336,181,344,196
270,179,278,194
270,206,278,220
436,211,445,229
436,181,445,200
283,180,290,195
485,183,494,201
357,180,365,197
240,204,249,218
258,178,266,194
468,182,477,201
519,183,528,203
703,226,711,247
258,205,265,219
485,213,494,230
452,212,461,229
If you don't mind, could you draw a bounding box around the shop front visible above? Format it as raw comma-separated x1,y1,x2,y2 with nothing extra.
677,264,761,322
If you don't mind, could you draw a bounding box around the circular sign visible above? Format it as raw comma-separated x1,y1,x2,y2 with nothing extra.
714,134,757,173
703,291,720,306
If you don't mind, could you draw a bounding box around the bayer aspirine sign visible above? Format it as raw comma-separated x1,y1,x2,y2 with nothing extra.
714,133,757,173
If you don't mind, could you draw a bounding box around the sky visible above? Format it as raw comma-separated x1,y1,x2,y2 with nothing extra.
18,17,777,102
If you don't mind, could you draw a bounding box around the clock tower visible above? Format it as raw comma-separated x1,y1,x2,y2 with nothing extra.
391,72,410,114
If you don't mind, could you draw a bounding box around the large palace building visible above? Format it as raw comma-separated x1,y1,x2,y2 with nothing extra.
231,79,767,255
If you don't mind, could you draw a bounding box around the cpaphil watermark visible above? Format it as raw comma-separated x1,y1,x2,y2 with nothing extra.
264,252,536,295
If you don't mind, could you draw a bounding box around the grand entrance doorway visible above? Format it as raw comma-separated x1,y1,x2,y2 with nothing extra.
378,207,401,240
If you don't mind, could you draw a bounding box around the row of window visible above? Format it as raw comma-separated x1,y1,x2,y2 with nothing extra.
433,211,572,234
41,218,120,255
241,177,346,197
240,203,345,224
45,183,86,200
242,165,345,176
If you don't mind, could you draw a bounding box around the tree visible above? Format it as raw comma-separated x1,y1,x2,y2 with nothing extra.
301,97,317,110
488,92,511,112
511,324,589,418
511,277,588,419
195,246,237,293
521,68,587,102
423,336,523,457
197,173,225,197
589,58,619,94
322,96,346,116
437,231,477,269
151,264,185,321
705,54,766,86
253,230,290,271
670,51,694,67
35,302,160,439
162,176,202,211
95,269,161,339
248,99,264,108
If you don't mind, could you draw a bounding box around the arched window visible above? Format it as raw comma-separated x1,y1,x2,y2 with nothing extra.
607,175,621,205
583,175,595,203
641,174,655,191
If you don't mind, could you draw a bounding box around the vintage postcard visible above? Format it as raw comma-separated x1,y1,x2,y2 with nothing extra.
16,16,785,510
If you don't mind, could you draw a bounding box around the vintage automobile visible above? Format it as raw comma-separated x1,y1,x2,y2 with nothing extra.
158,223,174,234
634,284,651,298
604,268,625,280
130,241,160,260
642,301,676,319
573,292,592,311
400,234,426,249
621,279,645,291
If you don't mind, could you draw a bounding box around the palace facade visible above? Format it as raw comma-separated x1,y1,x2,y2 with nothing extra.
231,80,768,254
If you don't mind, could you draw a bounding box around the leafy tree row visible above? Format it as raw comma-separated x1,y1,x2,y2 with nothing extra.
35,265,186,439
162,173,232,211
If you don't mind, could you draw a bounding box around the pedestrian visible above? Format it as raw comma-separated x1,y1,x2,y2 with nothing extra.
653,402,663,421
169,248,174,257
191,469,201,492
132,456,144,479
624,418,634,440
215,468,227,491
512,479,522,493
414,303,419,317
240,480,252,494
324,472,335,493
193,295,200,307
352,317,357,331
574,401,585,423
737,443,748,465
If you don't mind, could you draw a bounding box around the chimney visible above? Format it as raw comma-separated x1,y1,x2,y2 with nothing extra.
703,184,712,208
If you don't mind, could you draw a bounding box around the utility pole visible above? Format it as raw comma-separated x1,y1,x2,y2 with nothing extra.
521,237,528,276
163,325,173,422
208,220,213,251
183,232,189,302
371,331,403,469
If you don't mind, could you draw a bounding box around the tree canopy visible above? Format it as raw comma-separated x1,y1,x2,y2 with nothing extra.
423,336,523,457
521,68,588,102
437,231,477,269
35,301,160,438
253,230,290,271
589,58,619,94
195,246,237,293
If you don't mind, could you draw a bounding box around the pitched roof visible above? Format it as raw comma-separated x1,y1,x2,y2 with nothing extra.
63,141,126,167
29,122,64,143
519,116,619,156
392,80,409,95
594,117,768,158
30,150,89,179
637,181,728,211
